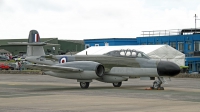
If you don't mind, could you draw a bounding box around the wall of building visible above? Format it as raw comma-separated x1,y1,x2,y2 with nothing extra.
137,34,200,72
0,45,27,55
84,38,137,48
58,40,84,54
185,57,200,72
137,34,200,55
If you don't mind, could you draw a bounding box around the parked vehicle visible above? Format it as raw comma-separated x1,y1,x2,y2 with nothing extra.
6,61,33,70
0,63,9,70
8,63,18,70
0,55,8,61
12,55,18,60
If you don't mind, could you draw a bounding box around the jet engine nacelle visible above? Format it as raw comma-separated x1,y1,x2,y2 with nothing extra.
95,64,105,77
58,61,105,77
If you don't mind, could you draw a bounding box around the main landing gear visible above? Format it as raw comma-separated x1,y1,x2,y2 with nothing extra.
112,82,122,87
152,77,164,90
80,82,122,89
80,82,90,89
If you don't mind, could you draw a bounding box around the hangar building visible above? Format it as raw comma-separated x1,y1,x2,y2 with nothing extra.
84,28,200,73
0,38,84,56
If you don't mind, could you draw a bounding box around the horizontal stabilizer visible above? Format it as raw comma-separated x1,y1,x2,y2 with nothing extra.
8,42,46,46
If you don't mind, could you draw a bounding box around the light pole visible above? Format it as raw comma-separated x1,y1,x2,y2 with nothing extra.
195,14,200,29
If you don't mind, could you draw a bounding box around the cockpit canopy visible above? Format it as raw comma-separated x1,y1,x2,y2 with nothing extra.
104,49,150,59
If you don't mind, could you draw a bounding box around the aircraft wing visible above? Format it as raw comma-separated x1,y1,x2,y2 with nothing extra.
43,55,58,61
25,64,83,72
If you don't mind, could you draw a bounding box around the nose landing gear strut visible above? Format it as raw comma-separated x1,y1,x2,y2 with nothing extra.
152,77,165,90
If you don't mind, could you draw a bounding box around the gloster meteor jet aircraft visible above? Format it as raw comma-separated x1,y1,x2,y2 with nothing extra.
22,30,180,89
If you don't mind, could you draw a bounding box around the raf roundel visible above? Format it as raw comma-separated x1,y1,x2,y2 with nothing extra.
59,57,68,63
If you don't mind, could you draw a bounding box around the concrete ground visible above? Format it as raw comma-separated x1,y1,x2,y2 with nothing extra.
0,74,200,112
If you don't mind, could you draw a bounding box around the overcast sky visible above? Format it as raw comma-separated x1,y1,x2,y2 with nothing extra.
0,0,200,40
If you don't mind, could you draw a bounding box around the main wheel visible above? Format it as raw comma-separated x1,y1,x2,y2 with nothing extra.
112,82,122,87
80,82,90,89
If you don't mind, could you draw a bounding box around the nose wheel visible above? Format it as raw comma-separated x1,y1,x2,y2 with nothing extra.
152,77,164,90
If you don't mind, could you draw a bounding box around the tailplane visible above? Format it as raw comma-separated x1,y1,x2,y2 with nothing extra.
27,30,45,56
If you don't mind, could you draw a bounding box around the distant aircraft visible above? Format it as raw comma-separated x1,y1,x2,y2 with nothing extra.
24,30,180,89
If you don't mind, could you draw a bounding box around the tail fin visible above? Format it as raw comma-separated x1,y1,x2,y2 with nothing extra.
27,30,45,56
28,30,40,43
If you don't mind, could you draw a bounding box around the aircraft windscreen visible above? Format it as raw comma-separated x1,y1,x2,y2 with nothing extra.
104,49,150,59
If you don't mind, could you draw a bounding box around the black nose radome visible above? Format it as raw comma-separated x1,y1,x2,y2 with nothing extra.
157,61,180,77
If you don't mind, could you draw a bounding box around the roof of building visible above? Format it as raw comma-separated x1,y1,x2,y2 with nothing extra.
0,49,10,53
84,38,136,41
58,40,84,44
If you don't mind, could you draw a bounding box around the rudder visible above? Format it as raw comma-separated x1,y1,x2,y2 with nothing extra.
28,30,40,43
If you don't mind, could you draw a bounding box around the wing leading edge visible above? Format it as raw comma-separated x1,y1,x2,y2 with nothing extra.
26,64,83,72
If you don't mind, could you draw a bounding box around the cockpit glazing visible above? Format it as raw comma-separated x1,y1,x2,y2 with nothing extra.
104,49,150,59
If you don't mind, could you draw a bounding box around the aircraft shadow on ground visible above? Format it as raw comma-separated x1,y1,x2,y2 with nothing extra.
26,85,151,92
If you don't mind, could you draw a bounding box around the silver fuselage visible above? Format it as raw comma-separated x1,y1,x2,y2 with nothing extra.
26,55,160,80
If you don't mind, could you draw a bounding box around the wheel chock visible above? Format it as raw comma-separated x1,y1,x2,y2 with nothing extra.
145,87,154,90
145,87,164,90
157,87,164,90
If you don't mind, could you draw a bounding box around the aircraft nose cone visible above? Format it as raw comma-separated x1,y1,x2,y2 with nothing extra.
157,61,180,76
